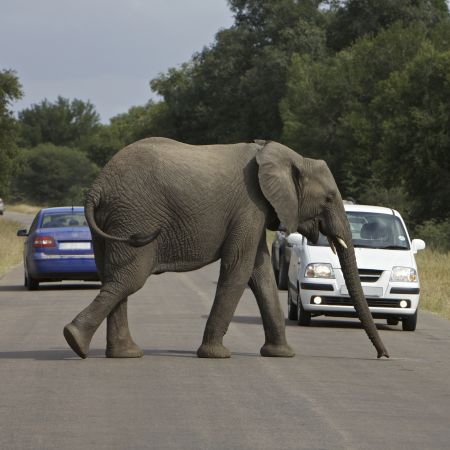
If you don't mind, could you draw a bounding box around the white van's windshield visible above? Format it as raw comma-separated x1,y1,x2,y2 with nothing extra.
309,212,410,250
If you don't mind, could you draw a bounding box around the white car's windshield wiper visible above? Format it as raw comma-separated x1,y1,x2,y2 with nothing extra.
378,245,409,250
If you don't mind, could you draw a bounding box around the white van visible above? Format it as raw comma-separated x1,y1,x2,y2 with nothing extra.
286,204,425,331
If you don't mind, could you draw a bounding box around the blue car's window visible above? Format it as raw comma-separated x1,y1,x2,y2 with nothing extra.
308,212,410,250
41,212,87,228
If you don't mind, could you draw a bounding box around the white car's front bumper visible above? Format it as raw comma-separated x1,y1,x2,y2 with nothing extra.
299,269,419,317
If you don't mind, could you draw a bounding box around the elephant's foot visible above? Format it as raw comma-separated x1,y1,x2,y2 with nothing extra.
63,321,95,359
197,342,231,358
106,340,144,358
260,343,295,357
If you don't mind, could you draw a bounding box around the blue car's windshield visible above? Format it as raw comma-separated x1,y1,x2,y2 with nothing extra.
308,211,410,250
41,212,87,228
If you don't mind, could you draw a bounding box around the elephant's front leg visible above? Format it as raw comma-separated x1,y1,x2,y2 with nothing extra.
106,298,144,358
197,254,256,358
248,238,294,357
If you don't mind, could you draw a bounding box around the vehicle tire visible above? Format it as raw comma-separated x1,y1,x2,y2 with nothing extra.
25,266,39,291
402,311,417,331
287,289,297,321
297,295,311,326
277,249,289,290
387,317,399,326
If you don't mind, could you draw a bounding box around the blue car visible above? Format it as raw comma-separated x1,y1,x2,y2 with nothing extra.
17,206,99,290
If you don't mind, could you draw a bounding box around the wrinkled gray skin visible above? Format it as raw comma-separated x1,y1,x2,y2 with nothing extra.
63,138,389,359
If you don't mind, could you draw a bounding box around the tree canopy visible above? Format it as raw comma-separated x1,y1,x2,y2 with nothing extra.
18,96,100,150
0,69,22,195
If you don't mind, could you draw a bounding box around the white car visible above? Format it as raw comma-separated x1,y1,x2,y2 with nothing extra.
286,204,425,331
0,197,4,215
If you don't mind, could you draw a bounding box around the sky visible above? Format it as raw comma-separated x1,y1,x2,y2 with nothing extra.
1,0,234,123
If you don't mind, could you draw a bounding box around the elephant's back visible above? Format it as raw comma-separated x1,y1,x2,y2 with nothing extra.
106,137,259,187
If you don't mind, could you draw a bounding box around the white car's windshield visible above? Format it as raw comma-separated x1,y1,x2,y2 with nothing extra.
309,211,410,250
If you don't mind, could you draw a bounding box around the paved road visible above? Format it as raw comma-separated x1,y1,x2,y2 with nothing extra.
1,258,450,450
2,210,35,228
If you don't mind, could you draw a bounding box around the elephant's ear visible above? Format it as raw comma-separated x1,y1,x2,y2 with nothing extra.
256,141,303,234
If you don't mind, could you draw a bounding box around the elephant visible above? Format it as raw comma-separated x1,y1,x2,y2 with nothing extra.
63,137,389,359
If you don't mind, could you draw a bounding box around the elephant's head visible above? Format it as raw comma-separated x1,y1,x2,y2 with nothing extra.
256,141,389,358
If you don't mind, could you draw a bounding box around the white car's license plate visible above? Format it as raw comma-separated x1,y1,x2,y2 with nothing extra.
340,286,383,297
59,242,91,250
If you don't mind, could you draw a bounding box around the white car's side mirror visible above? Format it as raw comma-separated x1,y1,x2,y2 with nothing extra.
411,238,426,252
287,233,303,247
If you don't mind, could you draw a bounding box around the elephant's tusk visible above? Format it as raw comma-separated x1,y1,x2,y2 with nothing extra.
336,237,348,249
328,237,337,255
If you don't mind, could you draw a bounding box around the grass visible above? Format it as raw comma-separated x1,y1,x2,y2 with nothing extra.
416,249,450,320
0,217,24,278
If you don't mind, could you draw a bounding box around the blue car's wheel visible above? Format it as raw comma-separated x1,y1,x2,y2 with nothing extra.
25,266,39,291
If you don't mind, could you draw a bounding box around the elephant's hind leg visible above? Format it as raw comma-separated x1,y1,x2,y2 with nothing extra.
105,298,143,358
64,257,152,359
249,237,294,357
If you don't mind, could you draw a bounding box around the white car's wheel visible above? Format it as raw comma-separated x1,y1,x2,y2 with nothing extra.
287,289,298,321
297,294,311,326
402,311,417,331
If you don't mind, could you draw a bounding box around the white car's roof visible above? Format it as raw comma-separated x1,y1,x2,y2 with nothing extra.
344,203,401,217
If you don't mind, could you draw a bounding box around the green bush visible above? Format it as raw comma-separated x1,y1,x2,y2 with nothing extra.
414,219,450,252
14,143,99,206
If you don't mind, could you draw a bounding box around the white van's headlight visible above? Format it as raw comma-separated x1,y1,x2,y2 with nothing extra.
390,267,417,282
305,263,335,279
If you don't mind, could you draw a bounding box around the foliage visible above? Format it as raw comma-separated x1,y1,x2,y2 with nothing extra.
415,219,450,251
85,101,173,167
326,0,448,51
18,96,100,150
281,21,450,223
0,69,23,196
151,0,327,144
14,144,99,206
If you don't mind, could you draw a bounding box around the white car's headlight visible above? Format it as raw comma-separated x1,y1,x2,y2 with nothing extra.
305,263,335,279
390,266,418,282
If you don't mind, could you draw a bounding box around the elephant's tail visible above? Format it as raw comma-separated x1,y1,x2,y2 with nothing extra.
84,189,160,247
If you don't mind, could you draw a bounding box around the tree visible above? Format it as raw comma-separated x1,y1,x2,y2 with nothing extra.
18,96,100,150
85,101,173,167
326,0,448,51
151,0,327,144
281,23,429,196
15,144,99,205
370,41,450,221
0,69,23,196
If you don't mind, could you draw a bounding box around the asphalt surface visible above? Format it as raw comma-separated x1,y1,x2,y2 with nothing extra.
1,214,450,449
2,210,35,228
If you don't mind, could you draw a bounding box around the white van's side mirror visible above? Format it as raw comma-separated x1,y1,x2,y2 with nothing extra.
411,239,426,252
287,233,303,247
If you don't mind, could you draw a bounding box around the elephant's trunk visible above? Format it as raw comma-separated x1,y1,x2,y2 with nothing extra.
336,241,389,358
